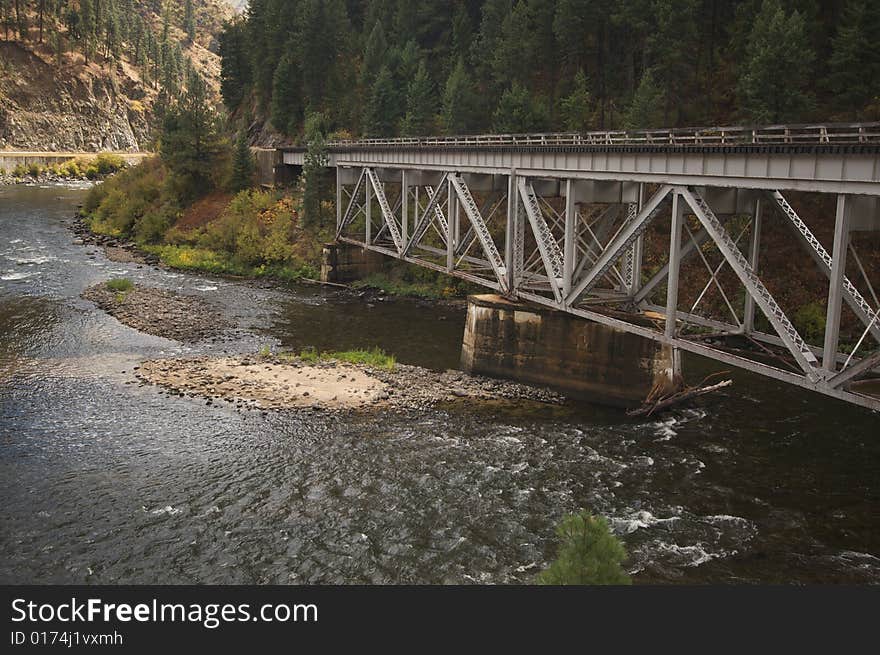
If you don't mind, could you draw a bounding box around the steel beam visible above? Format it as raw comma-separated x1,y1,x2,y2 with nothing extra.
666,191,684,338
743,198,762,333
822,195,851,370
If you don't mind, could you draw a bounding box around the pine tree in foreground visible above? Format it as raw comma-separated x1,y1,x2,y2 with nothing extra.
537,512,631,585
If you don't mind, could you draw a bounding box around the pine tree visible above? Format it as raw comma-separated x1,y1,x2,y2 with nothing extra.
560,69,593,132
229,126,254,193
160,73,228,202
827,0,880,117
361,20,388,90
623,68,665,129
270,46,303,135
362,65,398,137
302,111,329,227
537,512,631,585
737,0,815,124
184,0,195,43
492,82,548,133
218,18,251,110
401,60,435,136
441,57,478,134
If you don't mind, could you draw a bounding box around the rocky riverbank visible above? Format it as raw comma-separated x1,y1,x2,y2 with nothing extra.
81,282,228,342
0,171,96,185
71,216,159,265
135,355,564,413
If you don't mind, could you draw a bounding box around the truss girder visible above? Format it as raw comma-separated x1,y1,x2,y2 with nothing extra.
682,187,820,376
334,165,880,411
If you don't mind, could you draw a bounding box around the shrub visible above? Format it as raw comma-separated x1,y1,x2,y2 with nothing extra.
537,512,631,585
58,159,82,178
12,164,26,177
94,153,126,175
106,278,134,292
27,163,42,177
793,301,826,344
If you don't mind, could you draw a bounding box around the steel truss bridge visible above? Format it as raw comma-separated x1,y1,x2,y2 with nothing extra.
282,123,880,411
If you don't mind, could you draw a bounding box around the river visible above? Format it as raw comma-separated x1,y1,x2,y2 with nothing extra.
1,184,878,584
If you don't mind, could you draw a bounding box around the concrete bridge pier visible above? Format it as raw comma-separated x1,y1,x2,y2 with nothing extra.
461,294,679,407
321,242,387,284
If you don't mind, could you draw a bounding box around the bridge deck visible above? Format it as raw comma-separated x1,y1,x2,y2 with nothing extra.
283,123,880,196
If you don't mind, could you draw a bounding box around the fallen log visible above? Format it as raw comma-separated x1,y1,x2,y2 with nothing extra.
627,375,733,417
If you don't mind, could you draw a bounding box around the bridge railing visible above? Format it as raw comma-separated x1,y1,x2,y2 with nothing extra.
317,122,880,149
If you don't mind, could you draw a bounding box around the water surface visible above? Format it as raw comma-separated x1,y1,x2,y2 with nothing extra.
1,185,877,584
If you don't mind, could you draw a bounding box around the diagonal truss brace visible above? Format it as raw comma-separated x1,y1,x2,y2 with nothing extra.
566,185,673,306
517,178,565,302
424,185,449,235
336,168,367,239
682,187,820,377
770,190,880,345
449,174,507,288
402,174,449,258
365,168,403,252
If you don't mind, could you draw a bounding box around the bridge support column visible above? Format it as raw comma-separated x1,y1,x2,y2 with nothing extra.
461,294,678,407
321,242,386,284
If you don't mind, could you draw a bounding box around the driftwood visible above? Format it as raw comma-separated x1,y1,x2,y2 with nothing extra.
627,371,733,417
300,277,351,289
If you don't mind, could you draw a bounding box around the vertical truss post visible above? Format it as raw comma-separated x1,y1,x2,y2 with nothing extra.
629,183,645,295
447,177,455,271
504,171,523,295
335,166,342,231
563,179,576,297
822,195,851,371
743,198,763,333
365,172,372,246
621,202,638,292
665,190,684,338
401,170,408,245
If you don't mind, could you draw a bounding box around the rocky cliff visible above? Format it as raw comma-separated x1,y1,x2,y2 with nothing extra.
0,42,151,151
0,0,232,152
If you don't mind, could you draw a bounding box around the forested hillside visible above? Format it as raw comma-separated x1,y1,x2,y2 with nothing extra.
0,0,233,150
220,0,880,141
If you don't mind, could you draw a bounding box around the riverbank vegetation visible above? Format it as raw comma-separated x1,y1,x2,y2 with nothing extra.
295,346,397,371
81,72,327,282
0,153,127,183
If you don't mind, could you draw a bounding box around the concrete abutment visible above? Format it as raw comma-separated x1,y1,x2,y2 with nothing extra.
461,294,679,407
